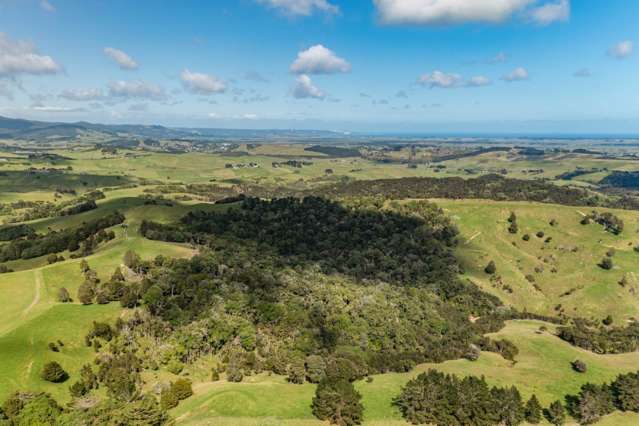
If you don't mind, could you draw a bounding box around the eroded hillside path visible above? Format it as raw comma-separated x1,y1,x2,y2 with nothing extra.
22,269,42,318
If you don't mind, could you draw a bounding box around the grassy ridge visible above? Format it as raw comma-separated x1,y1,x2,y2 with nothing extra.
0,200,207,402
436,199,639,320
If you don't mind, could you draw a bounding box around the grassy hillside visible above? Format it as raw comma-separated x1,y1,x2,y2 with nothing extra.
0,199,213,402
172,320,639,425
436,199,639,321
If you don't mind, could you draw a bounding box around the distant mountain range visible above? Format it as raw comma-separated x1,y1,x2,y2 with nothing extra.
0,115,345,141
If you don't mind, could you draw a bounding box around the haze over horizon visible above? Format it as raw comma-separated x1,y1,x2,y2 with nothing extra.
0,0,638,133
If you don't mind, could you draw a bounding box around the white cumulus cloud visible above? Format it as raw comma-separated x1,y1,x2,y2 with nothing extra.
608,40,634,59
466,75,492,87
0,33,61,77
58,88,104,101
418,71,493,88
290,44,351,75
108,80,165,100
104,47,138,70
529,0,569,25
180,69,227,95
293,74,325,99
501,67,529,81
418,71,463,88
373,0,534,25
256,0,339,16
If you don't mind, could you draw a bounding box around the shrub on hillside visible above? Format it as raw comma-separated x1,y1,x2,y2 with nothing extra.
41,362,68,383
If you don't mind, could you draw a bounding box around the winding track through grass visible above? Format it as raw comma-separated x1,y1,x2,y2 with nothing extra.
22,269,42,318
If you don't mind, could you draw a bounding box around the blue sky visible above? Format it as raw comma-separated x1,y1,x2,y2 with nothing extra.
0,0,637,134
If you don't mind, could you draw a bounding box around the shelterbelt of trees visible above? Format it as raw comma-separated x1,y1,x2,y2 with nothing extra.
293,175,639,210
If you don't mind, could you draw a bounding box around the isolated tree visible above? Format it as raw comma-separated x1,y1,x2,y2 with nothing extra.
508,212,517,223
484,260,497,275
47,254,59,264
312,377,363,426
525,394,542,424
536,231,545,238
600,257,614,270
79,259,89,273
546,400,565,426
77,281,95,305
522,234,530,241
41,361,68,383
57,287,71,303
572,359,587,373
508,221,519,234
603,315,614,326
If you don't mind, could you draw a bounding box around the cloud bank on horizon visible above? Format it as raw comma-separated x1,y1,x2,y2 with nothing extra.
0,0,637,133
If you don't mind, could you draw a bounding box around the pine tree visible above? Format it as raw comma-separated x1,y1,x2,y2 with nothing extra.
508,221,519,234
111,267,125,282
525,394,542,424
546,400,565,426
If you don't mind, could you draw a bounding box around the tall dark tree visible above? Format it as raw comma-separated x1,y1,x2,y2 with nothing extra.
492,386,525,426
612,372,639,412
546,400,565,426
525,394,542,424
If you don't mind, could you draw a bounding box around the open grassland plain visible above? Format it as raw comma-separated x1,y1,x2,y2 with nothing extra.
172,321,639,425
434,199,639,321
